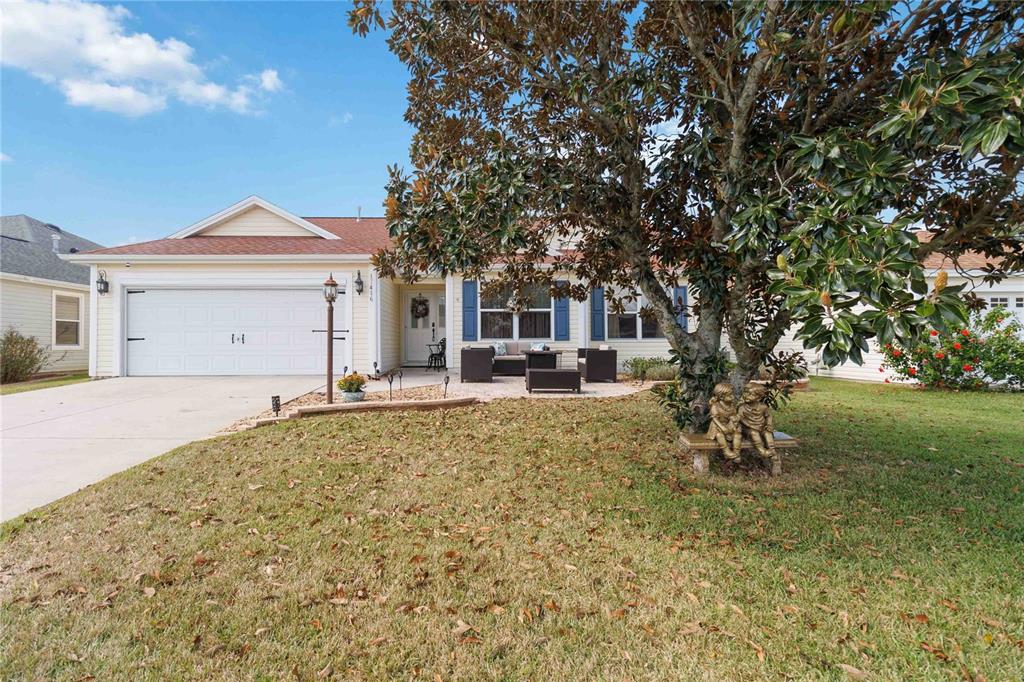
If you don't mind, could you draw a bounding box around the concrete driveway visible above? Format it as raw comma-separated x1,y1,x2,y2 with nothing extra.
1,376,320,521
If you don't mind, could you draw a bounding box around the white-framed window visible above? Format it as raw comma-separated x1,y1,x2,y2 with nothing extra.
984,296,1011,308
479,282,553,340
52,291,83,349
606,291,665,340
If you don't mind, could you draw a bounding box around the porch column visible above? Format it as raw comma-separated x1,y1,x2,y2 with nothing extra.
445,275,455,368
577,300,587,348
369,270,381,374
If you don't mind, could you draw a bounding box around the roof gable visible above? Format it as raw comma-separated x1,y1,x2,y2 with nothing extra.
169,196,338,240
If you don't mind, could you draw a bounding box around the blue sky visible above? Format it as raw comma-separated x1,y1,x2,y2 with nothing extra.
1,1,413,246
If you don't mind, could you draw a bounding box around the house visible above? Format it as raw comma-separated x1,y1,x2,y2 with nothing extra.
805,241,1024,382
64,196,1023,382
1,215,103,374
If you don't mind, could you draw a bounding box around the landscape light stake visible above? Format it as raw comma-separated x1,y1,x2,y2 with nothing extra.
271,395,281,417
443,373,450,398
387,372,395,401
397,369,403,392
373,361,379,379
323,274,338,404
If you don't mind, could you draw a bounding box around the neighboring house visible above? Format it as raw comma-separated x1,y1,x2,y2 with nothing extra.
805,245,1024,382
64,195,1024,382
1,215,103,374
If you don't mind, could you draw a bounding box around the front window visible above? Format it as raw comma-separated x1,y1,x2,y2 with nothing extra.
607,292,665,340
53,293,82,348
518,283,552,339
480,283,514,339
479,282,553,340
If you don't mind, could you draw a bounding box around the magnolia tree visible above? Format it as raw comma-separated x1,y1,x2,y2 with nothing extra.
351,1,1023,431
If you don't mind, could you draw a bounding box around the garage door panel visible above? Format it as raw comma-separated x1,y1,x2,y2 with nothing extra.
184,306,210,324
210,305,238,323
127,288,344,376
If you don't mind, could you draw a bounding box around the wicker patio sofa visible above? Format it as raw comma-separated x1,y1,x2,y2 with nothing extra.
462,342,532,378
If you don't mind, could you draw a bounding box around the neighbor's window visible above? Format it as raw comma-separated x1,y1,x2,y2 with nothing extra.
478,282,554,340
53,293,82,347
607,292,664,340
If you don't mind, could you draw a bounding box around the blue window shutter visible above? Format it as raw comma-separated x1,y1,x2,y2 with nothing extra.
554,280,570,341
590,287,605,341
462,280,478,341
673,285,688,332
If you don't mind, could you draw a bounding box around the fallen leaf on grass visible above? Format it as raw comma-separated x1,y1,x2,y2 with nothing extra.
746,638,765,661
899,612,929,625
835,663,868,679
920,641,949,661
679,622,701,636
452,620,478,638
142,587,156,598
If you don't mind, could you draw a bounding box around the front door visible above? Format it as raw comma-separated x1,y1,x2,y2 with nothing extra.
403,290,445,365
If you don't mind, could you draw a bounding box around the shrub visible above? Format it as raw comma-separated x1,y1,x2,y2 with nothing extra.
337,372,367,393
881,307,1023,390
623,356,676,381
1,328,50,384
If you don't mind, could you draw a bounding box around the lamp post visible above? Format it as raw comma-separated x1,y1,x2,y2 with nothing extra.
323,273,338,404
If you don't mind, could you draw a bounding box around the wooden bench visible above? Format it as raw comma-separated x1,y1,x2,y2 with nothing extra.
679,431,799,476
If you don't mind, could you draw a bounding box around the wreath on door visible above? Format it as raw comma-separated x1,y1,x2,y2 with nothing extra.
411,295,430,319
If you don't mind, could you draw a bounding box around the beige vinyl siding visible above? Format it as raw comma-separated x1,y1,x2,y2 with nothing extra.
378,277,402,372
88,262,374,377
0,277,90,373
198,206,315,237
349,277,371,375
95,291,115,376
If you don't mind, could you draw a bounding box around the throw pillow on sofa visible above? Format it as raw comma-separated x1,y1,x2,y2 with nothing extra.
492,341,508,357
530,342,548,351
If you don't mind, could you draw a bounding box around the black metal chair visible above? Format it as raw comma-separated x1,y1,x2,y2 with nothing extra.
427,338,446,372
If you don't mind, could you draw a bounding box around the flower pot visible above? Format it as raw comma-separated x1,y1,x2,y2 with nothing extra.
341,390,365,403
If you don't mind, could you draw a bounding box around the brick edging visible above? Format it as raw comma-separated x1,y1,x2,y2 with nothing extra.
250,396,479,428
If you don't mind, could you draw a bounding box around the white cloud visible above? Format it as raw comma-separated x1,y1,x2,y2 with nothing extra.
0,153,12,162
62,79,166,116
0,0,281,117
329,111,354,127
258,69,282,92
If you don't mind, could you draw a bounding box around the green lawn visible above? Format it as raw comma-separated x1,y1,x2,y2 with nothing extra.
2,379,1021,680
0,373,90,395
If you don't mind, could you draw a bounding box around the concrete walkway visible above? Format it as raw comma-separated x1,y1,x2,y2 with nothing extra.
0,376,319,521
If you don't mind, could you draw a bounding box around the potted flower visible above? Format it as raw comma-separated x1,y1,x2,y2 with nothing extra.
336,372,367,402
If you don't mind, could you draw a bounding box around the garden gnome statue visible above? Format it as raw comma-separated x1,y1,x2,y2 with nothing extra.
707,382,742,466
738,382,780,475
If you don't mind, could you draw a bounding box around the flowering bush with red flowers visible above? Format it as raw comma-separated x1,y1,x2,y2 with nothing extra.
881,307,1023,390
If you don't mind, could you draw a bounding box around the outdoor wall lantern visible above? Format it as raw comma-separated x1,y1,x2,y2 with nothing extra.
354,270,364,295
96,270,109,295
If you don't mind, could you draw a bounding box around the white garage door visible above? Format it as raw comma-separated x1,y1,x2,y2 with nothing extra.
125,288,346,376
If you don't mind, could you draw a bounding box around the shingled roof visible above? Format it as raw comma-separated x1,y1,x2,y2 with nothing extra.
1,215,104,284
72,217,391,257
917,231,1012,272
